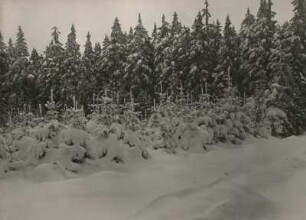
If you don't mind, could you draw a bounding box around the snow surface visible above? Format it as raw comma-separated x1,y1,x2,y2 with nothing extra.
1,136,306,220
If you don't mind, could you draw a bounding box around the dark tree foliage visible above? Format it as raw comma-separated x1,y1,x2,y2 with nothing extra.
1,0,306,135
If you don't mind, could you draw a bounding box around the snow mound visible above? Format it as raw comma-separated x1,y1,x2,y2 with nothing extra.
56,143,86,172
173,122,211,152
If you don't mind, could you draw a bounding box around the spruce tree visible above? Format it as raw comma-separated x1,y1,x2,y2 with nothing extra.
239,8,255,95
240,8,256,36
62,24,83,105
0,32,6,51
241,0,276,97
202,0,211,28
168,12,183,97
94,42,102,58
81,32,96,112
153,15,170,96
5,53,29,112
268,0,306,134
84,32,94,60
100,17,126,94
5,28,31,111
291,0,306,36
158,13,183,99
0,34,10,125
290,0,306,83
175,26,192,95
213,15,239,98
40,27,65,104
189,11,210,95
92,42,102,94
19,48,41,108
97,35,111,92
7,38,16,62
15,26,29,57
152,23,158,41
203,0,219,88
124,14,154,102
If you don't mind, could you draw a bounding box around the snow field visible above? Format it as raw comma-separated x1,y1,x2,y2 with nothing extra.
1,136,306,220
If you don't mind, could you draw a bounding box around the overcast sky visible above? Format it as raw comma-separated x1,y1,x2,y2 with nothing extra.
0,0,293,52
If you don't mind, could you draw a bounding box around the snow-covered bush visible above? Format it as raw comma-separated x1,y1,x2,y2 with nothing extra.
5,136,47,172
62,108,87,129
30,120,65,148
254,83,290,137
56,143,86,172
262,106,288,137
173,122,211,152
0,86,292,178
123,130,151,160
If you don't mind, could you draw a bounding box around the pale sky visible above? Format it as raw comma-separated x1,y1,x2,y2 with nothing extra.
0,0,293,52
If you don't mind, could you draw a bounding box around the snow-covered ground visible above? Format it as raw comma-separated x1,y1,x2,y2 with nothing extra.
1,136,306,220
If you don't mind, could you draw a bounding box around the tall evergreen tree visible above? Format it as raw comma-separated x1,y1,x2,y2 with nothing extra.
23,48,41,107
290,0,306,80
153,15,170,96
15,26,29,57
0,32,6,51
240,8,256,36
5,27,31,110
7,38,16,62
157,13,184,98
175,26,192,93
166,12,183,97
124,14,154,101
5,54,29,111
240,0,276,96
0,33,10,124
62,24,83,105
152,23,158,41
291,0,306,36
39,27,65,104
189,9,212,95
213,15,239,98
239,8,255,95
84,32,94,60
268,0,306,133
81,32,96,111
100,17,126,94
91,42,102,94
257,0,268,19
202,0,211,28
97,35,111,92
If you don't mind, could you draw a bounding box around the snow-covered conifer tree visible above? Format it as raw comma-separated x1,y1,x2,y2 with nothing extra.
39,27,65,104
213,15,239,98
15,26,29,57
153,15,170,97
100,17,126,95
62,24,83,105
124,14,154,102
240,0,276,97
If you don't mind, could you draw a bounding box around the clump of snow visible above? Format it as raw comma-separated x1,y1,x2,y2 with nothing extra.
30,120,65,148
59,128,89,148
173,122,211,152
56,143,86,173
123,130,151,160
11,137,47,165
99,133,125,164
265,106,288,136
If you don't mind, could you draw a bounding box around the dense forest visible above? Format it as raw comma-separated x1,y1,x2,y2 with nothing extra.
0,0,306,135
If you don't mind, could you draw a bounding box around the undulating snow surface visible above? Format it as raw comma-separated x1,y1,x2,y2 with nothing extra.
1,136,306,220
